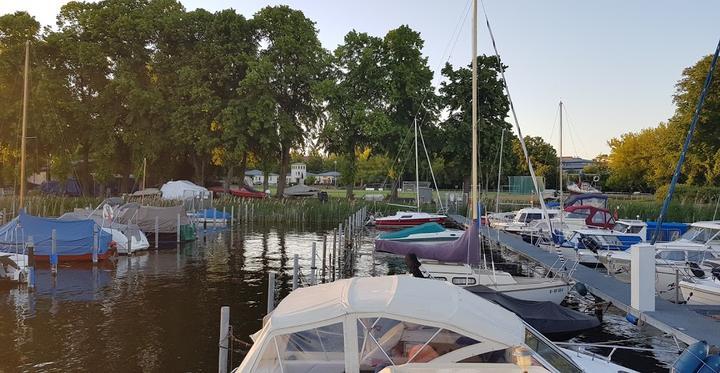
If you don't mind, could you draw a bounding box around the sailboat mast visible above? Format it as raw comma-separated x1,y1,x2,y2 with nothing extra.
414,118,420,212
19,40,30,209
495,129,504,214
471,0,478,219
559,101,563,225
142,157,147,190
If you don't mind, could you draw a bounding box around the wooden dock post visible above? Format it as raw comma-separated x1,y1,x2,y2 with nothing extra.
310,242,317,285
51,229,58,275
176,213,181,243
267,271,276,314
292,254,299,290
321,236,327,283
155,216,159,249
127,236,133,257
218,306,230,373
92,230,98,264
27,236,35,289
222,206,226,226
230,205,234,225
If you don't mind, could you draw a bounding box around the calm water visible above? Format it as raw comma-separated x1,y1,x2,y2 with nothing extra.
0,224,678,372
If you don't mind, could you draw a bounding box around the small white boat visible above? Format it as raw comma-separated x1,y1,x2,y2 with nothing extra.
0,252,28,282
374,211,446,229
680,268,720,305
234,276,634,373
376,223,464,244
419,262,570,304
501,208,560,236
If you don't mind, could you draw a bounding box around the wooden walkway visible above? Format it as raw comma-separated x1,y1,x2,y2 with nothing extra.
479,225,720,346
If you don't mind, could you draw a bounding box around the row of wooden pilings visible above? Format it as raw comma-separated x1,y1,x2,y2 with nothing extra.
217,205,368,373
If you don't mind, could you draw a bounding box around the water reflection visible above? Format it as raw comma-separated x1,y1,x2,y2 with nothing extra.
0,224,675,372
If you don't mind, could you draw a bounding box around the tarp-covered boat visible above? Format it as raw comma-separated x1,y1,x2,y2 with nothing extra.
0,211,115,262
283,184,320,198
115,203,196,242
59,211,150,254
465,284,601,340
375,222,481,264
160,180,209,200
377,222,463,243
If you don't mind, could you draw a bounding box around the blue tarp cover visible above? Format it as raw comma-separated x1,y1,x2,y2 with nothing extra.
191,208,232,219
378,222,445,240
0,211,112,256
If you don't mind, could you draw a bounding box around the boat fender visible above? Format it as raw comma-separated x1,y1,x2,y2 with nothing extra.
573,282,588,297
697,354,720,373
625,313,638,325
672,340,709,373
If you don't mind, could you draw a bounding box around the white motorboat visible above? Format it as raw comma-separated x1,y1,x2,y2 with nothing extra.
374,212,447,229
234,276,634,373
419,262,570,304
501,207,560,236
0,252,28,282
680,267,720,305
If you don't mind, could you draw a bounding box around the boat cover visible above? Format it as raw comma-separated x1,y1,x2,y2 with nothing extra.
563,193,608,209
114,203,190,233
645,221,690,241
378,223,446,240
0,211,112,256
375,222,481,264
465,284,600,340
160,180,209,200
130,188,161,197
283,184,320,197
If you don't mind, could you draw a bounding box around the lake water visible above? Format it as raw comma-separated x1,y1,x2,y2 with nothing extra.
0,224,679,372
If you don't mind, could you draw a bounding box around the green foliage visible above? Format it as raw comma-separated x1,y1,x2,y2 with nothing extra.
511,136,557,188
653,184,720,204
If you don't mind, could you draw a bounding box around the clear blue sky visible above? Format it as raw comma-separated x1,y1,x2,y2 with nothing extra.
3,0,719,159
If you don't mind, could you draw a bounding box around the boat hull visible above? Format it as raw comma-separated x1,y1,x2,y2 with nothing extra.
375,217,445,229
680,280,720,305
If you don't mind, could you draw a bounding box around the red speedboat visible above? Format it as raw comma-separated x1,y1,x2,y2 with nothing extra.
374,211,446,229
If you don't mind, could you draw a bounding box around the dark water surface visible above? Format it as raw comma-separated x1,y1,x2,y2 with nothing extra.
0,224,678,372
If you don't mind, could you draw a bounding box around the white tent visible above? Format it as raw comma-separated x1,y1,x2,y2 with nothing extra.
160,180,209,200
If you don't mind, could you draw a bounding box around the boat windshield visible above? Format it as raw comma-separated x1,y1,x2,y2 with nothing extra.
613,222,643,234
524,328,582,373
588,234,623,249
681,227,720,244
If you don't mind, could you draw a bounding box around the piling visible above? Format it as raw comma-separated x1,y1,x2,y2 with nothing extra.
310,242,317,286
332,229,337,282
127,236,133,256
27,236,35,289
51,229,58,275
230,205,234,225
321,236,327,283
218,306,230,373
631,244,655,312
292,254,299,290
267,271,276,314
155,216,159,249
176,214,181,243
92,230,98,264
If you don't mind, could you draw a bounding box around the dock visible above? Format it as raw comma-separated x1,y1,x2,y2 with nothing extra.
479,225,720,346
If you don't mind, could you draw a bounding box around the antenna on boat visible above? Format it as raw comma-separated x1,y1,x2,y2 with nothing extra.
19,40,30,210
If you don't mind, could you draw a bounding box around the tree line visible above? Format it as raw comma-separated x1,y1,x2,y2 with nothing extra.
603,54,720,194
0,0,561,198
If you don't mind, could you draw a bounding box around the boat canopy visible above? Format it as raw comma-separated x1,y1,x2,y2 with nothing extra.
160,180,209,200
264,276,524,346
0,211,112,256
378,223,446,240
563,193,608,209
375,222,481,264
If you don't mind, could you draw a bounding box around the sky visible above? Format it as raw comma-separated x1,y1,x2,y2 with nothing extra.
2,0,719,159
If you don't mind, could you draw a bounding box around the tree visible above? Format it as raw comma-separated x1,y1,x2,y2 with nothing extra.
511,136,558,189
251,6,327,198
438,56,514,190
320,31,388,199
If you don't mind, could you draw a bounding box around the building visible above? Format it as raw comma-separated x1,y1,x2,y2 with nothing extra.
316,171,341,185
287,163,307,184
245,169,279,185
561,157,593,173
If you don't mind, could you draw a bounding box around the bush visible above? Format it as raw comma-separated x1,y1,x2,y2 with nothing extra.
654,184,720,204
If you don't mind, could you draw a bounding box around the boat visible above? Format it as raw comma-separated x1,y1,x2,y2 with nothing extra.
549,229,634,266
0,252,28,282
374,211,446,229
375,223,571,303
233,275,633,372
679,267,720,305
114,203,197,243
209,185,267,199
160,180,210,200
376,223,463,243
59,210,150,254
0,211,115,262
499,207,559,235
283,184,321,198
567,181,601,195
188,208,232,225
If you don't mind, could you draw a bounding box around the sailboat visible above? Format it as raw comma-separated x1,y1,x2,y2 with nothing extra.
378,10,571,304
374,119,447,229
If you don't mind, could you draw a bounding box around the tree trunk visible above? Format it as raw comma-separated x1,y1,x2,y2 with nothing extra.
345,154,355,200
224,166,234,193
262,168,269,192
80,145,92,197
277,144,290,198
239,151,248,187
